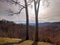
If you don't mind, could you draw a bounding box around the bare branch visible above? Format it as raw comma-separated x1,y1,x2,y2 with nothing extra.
0,0,33,16
0,0,26,16
8,0,26,16
8,7,25,16
36,0,40,14
11,0,25,7
8,0,33,16
0,0,25,7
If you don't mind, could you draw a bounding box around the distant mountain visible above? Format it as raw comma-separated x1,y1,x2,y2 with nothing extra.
29,22,60,27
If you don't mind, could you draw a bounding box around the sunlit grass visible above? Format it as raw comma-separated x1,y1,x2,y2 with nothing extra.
38,42,53,45
12,41,53,45
0,37,22,44
0,37,53,45
13,40,33,45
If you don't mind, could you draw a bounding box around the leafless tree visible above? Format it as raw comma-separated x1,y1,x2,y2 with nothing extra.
0,0,50,43
34,0,40,42
24,0,29,40
0,0,34,41
33,0,50,43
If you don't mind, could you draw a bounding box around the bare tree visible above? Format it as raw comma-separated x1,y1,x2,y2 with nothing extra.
24,0,29,40
0,0,34,41
32,0,50,45
34,0,40,41
33,0,50,42
24,0,34,40
0,0,50,43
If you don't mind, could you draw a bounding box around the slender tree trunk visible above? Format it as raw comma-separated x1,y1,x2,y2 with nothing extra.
34,0,38,41
24,0,29,40
35,11,38,41
34,0,40,41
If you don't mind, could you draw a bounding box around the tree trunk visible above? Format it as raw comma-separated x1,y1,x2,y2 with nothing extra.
24,0,29,40
34,0,40,41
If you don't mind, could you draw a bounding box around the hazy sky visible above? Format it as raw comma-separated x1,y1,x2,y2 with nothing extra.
0,0,60,23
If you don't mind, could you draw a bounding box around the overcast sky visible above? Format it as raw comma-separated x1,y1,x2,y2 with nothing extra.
0,0,60,23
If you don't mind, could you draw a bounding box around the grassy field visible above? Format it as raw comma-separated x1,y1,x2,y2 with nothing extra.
0,37,22,44
0,37,53,45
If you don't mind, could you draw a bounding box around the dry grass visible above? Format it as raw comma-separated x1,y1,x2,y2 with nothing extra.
0,37,22,44
0,37,53,45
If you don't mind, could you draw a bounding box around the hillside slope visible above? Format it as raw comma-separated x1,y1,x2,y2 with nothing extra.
0,20,60,45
